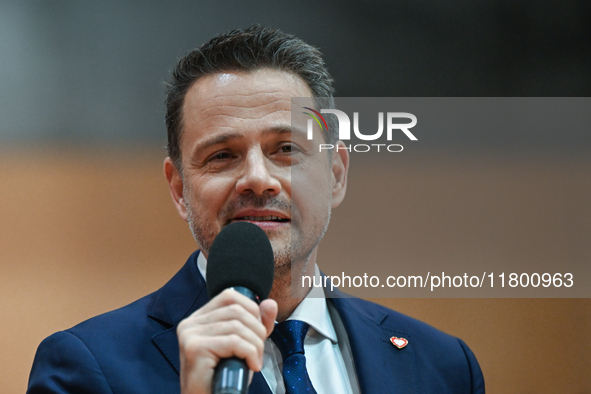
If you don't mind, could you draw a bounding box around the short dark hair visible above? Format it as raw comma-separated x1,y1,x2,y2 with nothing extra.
165,25,336,170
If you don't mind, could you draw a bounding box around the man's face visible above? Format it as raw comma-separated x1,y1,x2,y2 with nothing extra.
164,69,348,271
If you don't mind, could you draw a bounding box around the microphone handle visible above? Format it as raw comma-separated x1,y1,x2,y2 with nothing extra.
212,287,256,394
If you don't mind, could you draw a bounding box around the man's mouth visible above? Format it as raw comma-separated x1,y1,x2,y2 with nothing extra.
235,216,290,222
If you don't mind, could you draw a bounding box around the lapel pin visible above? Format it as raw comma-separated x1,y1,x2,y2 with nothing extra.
390,336,408,349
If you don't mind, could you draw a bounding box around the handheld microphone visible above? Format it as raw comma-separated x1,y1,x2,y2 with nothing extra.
206,222,275,394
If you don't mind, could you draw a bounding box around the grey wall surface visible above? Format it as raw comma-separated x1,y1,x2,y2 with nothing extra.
1,0,589,146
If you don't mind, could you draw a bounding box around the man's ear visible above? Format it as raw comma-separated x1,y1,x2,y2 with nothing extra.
163,157,188,222
331,141,349,208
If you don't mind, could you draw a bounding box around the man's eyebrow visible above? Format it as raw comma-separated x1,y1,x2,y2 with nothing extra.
194,133,243,151
195,125,306,151
264,124,306,137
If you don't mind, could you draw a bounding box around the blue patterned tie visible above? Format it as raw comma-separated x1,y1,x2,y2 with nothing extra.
270,320,318,394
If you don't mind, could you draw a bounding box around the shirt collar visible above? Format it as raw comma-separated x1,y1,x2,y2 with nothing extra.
197,250,207,280
287,264,338,344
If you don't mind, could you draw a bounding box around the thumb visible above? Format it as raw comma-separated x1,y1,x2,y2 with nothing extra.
259,299,278,337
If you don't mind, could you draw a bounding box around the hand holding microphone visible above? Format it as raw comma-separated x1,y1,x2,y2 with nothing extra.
177,222,276,394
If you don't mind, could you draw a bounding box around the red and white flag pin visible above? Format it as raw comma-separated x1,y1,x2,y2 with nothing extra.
390,337,408,349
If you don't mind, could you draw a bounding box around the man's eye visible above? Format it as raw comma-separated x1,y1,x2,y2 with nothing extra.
280,143,300,153
212,152,230,160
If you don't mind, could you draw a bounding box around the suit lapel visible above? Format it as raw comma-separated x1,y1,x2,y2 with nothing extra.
331,297,419,394
149,251,209,373
249,372,273,394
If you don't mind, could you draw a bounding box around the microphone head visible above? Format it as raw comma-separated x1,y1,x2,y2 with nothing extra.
206,221,275,300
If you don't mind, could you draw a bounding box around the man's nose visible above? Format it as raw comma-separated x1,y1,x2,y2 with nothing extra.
235,148,281,195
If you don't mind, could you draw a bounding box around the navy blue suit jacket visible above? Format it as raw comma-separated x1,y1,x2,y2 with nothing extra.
28,251,485,393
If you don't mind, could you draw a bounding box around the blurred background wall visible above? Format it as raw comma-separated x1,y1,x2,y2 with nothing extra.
1,1,589,392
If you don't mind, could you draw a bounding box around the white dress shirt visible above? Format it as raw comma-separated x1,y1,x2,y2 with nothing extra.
197,252,360,394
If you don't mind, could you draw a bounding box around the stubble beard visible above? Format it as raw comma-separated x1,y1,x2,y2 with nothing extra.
183,185,332,286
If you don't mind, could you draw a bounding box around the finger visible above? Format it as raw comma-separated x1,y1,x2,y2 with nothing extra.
259,299,278,337
182,302,268,341
181,330,263,371
212,334,263,370
188,301,267,334
193,288,262,319
179,333,262,391
179,317,266,360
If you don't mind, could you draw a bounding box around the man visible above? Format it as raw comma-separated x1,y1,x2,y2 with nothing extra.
28,26,485,393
